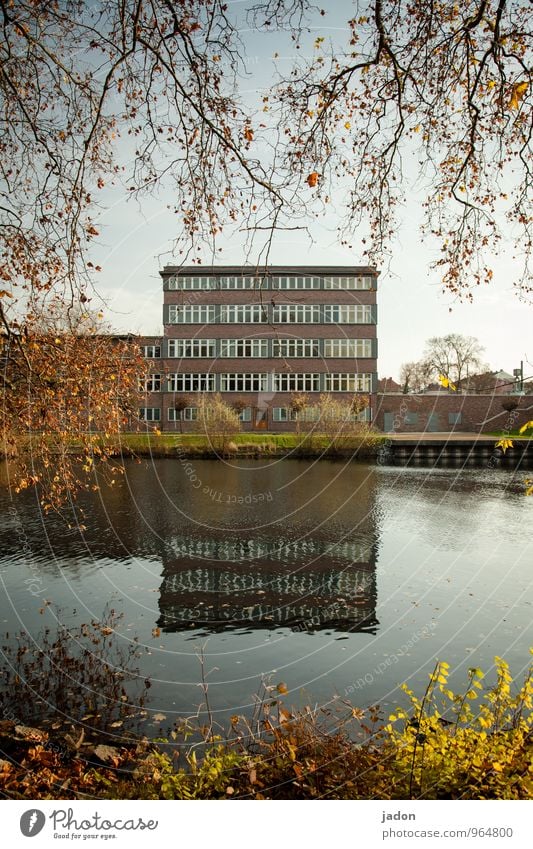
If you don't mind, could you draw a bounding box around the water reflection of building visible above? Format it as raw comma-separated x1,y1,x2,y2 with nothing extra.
157,535,378,634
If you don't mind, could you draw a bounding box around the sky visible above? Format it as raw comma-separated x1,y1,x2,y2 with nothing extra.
89,1,532,383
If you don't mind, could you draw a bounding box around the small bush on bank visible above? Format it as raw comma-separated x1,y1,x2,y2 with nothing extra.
0,651,531,800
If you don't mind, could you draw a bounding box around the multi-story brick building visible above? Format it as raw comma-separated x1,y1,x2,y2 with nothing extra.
139,265,379,431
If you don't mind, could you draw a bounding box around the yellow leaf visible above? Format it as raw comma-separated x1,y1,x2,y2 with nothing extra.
438,374,456,391
495,438,513,453
276,682,288,694
344,121,351,130
519,421,533,434
508,81,528,110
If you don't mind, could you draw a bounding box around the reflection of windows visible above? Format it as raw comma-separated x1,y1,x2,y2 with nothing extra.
273,373,320,392
323,339,372,358
273,407,297,422
139,407,160,422
141,374,162,392
168,305,216,324
168,339,216,358
239,407,252,422
220,374,268,391
272,339,320,357
142,345,161,358
324,373,372,391
168,407,198,421
323,305,372,324
167,374,215,391
220,305,266,323
220,339,269,357
448,412,462,425
273,305,321,323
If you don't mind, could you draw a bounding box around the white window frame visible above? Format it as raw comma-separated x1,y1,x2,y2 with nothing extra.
324,373,372,392
167,373,216,392
323,276,373,290
219,373,269,392
141,374,162,392
142,345,161,358
139,407,160,422
323,339,373,358
220,339,269,358
272,305,321,324
273,407,297,422
168,407,198,421
323,305,372,324
168,339,216,358
273,373,320,392
272,339,320,357
219,305,267,323
168,305,216,324
239,407,252,422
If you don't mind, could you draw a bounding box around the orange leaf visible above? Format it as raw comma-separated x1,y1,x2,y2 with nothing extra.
306,171,319,187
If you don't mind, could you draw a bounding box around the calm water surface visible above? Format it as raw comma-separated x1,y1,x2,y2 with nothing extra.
0,458,531,730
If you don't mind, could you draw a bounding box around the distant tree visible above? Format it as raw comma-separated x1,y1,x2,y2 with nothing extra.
289,392,310,434
172,395,194,433
421,334,486,386
399,361,431,394
195,393,241,454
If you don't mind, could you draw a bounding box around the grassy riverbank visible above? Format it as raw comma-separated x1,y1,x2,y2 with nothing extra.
1,651,531,800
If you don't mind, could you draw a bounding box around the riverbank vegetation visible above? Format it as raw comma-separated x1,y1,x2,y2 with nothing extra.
0,616,531,800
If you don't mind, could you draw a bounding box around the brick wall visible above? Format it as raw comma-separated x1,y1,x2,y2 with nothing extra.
375,392,533,433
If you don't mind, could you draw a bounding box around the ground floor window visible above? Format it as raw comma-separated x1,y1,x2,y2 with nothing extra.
139,408,160,422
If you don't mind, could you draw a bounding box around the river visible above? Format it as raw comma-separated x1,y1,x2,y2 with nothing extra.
0,458,531,733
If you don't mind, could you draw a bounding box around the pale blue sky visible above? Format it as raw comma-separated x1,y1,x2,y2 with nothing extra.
90,1,532,382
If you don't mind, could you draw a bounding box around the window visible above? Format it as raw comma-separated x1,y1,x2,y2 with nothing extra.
168,339,216,358
271,276,321,289
272,339,320,357
449,412,462,425
272,305,321,323
273,407,297,422
273,373,320,392
220,373,269,392
166,276,216,290
323,339,373,358
167,373,215,391
239,407,252,422
324,373,372,391
220,305,267,323
168,407,198,421
220,339,269,357
323,305,372,324
324,276,373,290
168,305,216,324
142,344,161,358
219,276,265,289
141,374,162,392
139,408,160,422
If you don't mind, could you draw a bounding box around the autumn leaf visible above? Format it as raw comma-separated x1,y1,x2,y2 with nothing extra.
495,438,513,453
306,171,319,187
151,627,161,638
243,126,254,142
438,374,456,391
518,421,533,434
276,682,288,694
508,81,528,110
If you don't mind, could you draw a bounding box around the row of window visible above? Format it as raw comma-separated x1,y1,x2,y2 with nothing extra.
142,372,373,393
140,405,371,423
165,275,375,291
144,338,374,359
167,304,374,324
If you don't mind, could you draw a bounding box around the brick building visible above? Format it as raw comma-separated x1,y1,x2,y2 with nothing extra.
139,265,379,431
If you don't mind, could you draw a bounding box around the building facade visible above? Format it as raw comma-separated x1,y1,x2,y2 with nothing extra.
139,265,379,431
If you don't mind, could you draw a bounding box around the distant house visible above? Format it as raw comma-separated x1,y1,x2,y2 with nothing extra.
378,376,402,393
456,370,516,395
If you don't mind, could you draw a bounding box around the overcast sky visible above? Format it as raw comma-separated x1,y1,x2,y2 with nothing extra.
90,1,532,382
